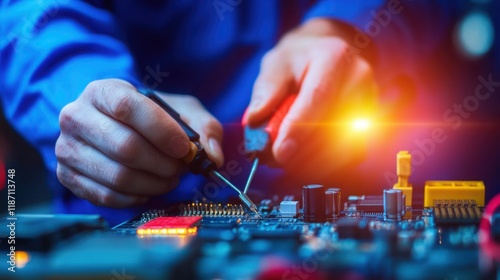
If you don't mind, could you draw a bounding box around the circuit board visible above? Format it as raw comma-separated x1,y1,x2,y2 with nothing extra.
109,190,491,279
1,151,499,279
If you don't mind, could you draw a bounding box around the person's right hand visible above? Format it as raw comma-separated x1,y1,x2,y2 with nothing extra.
55,79,224,207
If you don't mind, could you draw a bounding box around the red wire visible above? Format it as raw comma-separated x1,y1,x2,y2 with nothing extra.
479,193,500,261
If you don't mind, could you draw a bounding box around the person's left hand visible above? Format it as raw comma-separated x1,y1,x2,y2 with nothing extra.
244,18,380,180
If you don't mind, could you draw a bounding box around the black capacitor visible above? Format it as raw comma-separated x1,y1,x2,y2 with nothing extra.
383,189,405,221
302,184,326,223
325,188,341,220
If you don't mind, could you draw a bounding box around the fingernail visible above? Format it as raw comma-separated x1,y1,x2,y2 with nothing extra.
276,138,297,164
209,138,224,167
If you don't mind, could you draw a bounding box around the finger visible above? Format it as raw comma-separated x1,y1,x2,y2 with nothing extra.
195,116,224,168
159,94,225,167
272,44,347,164
59,103,181,178
82,79,190,158
273,53,374,165
56,164,148,208
56,135,179,195
331,59,378,120
281,127,364,178
245,50,295,126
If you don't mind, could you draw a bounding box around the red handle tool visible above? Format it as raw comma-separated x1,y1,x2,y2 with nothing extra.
242,95,297,163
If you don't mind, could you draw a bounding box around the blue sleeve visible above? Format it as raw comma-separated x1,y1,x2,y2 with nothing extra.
0,1,141,174
303,0,386,29
304,0,455,73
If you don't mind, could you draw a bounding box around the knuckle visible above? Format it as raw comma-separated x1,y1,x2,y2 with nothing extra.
84,80,102,96
55,137,69,162
320,37,346,51
261,49,280,67
59,103,79,132
108,165,130,189
97,189,116,206
310,81,332,105
55,136,79,164
314,38,347,61
56,164,78,188
108,89,134,121
112,132,140,163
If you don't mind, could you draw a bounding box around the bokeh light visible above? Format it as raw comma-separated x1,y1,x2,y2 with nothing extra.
455,11,494,59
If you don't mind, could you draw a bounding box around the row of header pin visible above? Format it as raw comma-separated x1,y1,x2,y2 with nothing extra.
183,203,245,216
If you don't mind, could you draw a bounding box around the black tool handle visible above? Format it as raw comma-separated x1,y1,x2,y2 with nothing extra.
142,91,216,176
143,91,200,142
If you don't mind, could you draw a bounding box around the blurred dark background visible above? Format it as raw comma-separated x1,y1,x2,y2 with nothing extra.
0,107,51,215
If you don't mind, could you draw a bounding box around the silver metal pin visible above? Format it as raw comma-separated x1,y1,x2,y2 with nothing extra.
243,157,259,194
210,171,261,218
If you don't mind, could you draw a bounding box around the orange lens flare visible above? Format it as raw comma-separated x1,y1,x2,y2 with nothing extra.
351,118,371,131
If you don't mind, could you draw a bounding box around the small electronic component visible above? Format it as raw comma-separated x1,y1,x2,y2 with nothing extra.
383,189,405,221
346,195,384,213
182,203,245,217
302,184,326,223
424,181,485,207
259,199,273,213
424,181,485,225
140,209,167,222
325,188,341,219
393,151,413,207
432,200,483,225
279,201,299,218
136,216,202,236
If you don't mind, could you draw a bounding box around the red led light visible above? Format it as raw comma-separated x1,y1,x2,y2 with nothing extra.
137,216,202,236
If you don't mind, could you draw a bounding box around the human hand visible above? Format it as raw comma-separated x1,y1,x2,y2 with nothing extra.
244,19,379,180
55,79,223,207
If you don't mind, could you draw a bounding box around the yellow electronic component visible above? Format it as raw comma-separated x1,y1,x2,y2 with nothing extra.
393,151,413,207
424,181,485,208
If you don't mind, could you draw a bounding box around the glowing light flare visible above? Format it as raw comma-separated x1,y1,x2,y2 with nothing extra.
16,251,30,268
351,118,372,132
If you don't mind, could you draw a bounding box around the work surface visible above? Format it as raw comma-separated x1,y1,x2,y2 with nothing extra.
1,181,499,280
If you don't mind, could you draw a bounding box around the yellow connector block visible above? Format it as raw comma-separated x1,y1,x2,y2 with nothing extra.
393,151,413,207
424,181,485,207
